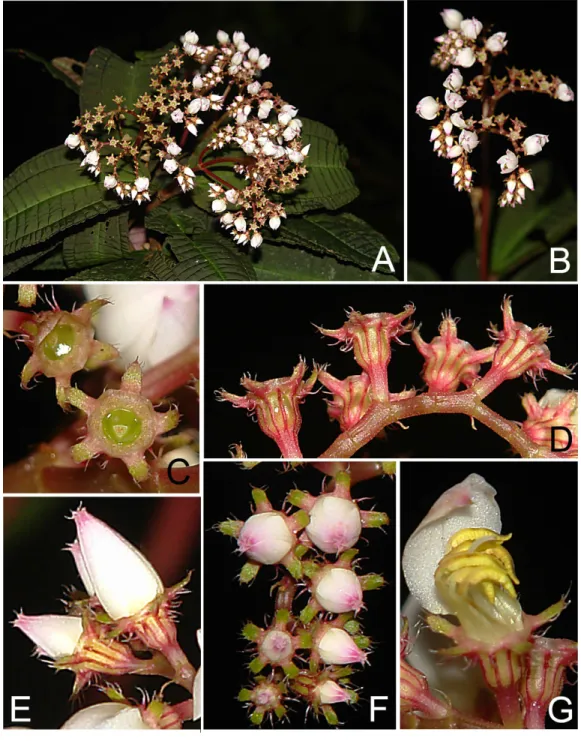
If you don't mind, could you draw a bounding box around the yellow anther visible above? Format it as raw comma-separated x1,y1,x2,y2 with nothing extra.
446,528,511,553
446,565,518,601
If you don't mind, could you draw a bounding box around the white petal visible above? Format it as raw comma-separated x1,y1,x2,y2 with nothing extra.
61,704,149,729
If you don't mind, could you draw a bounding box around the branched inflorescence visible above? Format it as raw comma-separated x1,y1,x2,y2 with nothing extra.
218,469,390,726
64,30,308,248
218,298,577,459
415,8,574,206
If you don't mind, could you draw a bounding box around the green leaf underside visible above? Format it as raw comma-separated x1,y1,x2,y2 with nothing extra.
80,47,157,112
33,248,68,271
512,241,577,281
68,255,152,281
254,242,396,281
3,244,60,277
5,48,80,93
4,146,123,255
280,212,398,274
62,212,132,269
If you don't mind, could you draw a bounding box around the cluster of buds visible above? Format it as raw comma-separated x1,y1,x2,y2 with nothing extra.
416,8,574,204
219,470,388,725
64,30,308,247
402,474,577,729
13,507,199,728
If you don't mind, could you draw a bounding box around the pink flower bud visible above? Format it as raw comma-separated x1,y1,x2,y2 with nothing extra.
454,47,475,67
444,90,465,110
315,680,353,705
523,134,549,156
416,96,441,120
522,389,578,455
443,68,463,92
486,31,508,53
314,567,364,614
317,627,366,664
460,17,482,39
238,512,294,565
441,9,463,30
13,613,83,658
306,496,362,553
497,150,519,174
556,83,575,102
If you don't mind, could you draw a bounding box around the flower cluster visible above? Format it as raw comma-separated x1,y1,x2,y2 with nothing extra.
13,507,200,729
401,474,577,729
64,30,308,247
416,8,574,205
218,469,389,725
218,298,576,459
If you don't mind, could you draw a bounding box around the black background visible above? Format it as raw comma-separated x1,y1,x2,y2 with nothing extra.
3,496,201,729
203,462,396,728
3,0,404,278
400,461,578,730
407,0,577,279
204,283,578,458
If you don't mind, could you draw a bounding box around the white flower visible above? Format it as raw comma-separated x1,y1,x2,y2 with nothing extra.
217,30,229,45
262,140,278,156
315,680,353,705
166,141,182,156
459,129,479,152
250,233,263,248
450,112,467,129
64,133,81,149
279,105,298,126
233,31,245,47
187,123,198,136
225,189,238,204
13,613,83,658
306,496,361,553
192,75,204,90
497,149,519,174
247,81,261,95
170,108,184,124
163,158,179,175
556,83,575,102
258,54,271,69
460,17,482,39
444,90,465,110
287,144,310,163
61,703,149,730
443,68,463,92
520,170,535,191
454,47,476,67
71,508,164,621
181,30,199,55
269,215,281,230
314,567,363,613
212,198,227,213
193,629,202,722
237,512,294,564
134,177,149,193
317,627,366,664
416,96,440,120
441,9,463,30
103,175,117,190
258,100,274,119
523,134,549,156
234,215,247,232
248,47,260,63
486,32,508,53
231,51,244,66
401,474,501,614
82,150,100,167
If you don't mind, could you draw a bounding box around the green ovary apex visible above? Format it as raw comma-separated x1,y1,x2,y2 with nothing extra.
41,323,77,361
102,409,143,445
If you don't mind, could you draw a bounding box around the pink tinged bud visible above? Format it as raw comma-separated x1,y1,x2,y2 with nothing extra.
446,145,463,159
441,9,463,30
13,614,83,658
443,68,463,92
556,83,575,102
450,112,466,129
318,627,366,665
238,512,294,564
261,629,294,663
486,31,508,53
315,680,353,705
65,133,81,149
442,119,453,135
497,150,519,174
460,17,482,39
306,496,362,553
454,47,475,68
315,567,364,614
61,703,149,729
519,170,534,191
67,540,95,595
444,90,465,111
459,129,478,153
402,474,501,614
72,508,164,620
523,134,549,156
416,96,440,120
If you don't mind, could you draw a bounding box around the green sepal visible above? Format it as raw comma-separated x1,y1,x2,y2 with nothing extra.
322,705,339,725
251,487,269,507
302,560,319,579
283,662,299,678
299,603,318,624
275,609,290,625
242,622,262,642
360,572,385,591
274,705,286,720
292,509,310,529
250,710,264,725
298,629,312,649
238,688,252,702
249,657,266,674
365,511,390,528
344,619,361,634
218,519,242,537
287,489,308,507
240,562,260,584
286,554,303,580
382,462,396,476
354,635,371,649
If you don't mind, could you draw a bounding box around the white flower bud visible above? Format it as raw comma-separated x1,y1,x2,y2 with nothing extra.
460,17,482,39
234,215,247,232
187,123,198,136
250,233,263,248
248,47,260,63
459,129,479,152
83,150,100,167
262,140,278,156
519,171,535,191
446,145,463,158
258,100,274,119
523,134,549,156
486,31,508,53
315,680,353,705
450,112,467,129
170,108,185,124
258,54,271,69
556,83,575,102
237,512,294,564
212,199,227,213
497,150,519,174
231,51,244,66
64,133,81,149
134,177,149,193
166,141,182,157
192,75,204,90
163,158,179,175
103,175,117,190
217,30,229,44
454,47,476,68
183,166,195,178
13,614,83,658
61,703,149,730
317,627,366,664
441,9,463,30
269,215,281,230
415,96,440,120
314,567,363,613
306,496,361,553
444,90,465,110
402,474,501,615
233,31,245,47
241,140,256,155
247,81,261,94
221,212,235,226
443,68,463,92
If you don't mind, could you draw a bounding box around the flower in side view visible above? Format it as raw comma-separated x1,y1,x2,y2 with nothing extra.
316,627,367,665
444,90,465,110
459,129,478,153
18,299,118,407
412,314,495,393
522,389,578,456
443,68,463,92
486,32,508,53
523,134,549,156
84,285,199,371
497,150,519,174
61,703,150,730
319,371,373,432
314,566,364,615
13,614,83,659
441,9,463,29
460,17,482,40
315,679,355,705
416,96,441,120
556,83,575,102
454,47,476,68
217,359,318,458
67,362,180,482
64,133,81,149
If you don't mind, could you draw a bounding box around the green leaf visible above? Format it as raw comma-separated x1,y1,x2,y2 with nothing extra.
145,201,212,235
279,213,398,274
283,118,359,214
511,241,577,281
6,48,81,93
254,241,395,281
33,247,67,271
3,244,60,277
134,43,176,62
406,260,440,281
4,146,123,255
452,250,479,281
80,47,157,111
62,212,131,269
68,255,151,281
